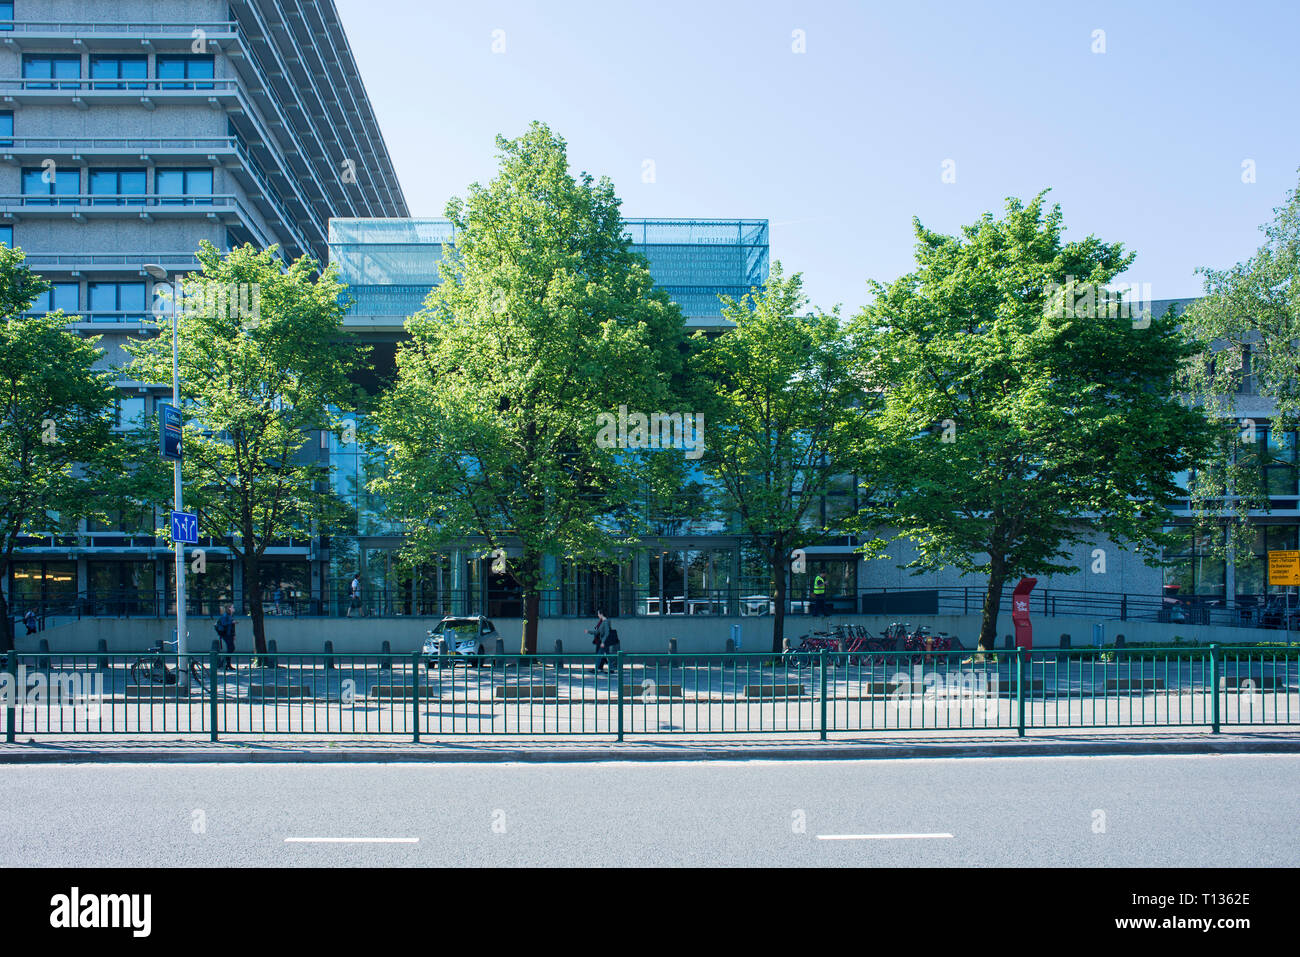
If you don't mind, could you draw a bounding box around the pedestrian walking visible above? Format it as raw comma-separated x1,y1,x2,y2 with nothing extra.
215,604,237,669
23,609,37,635
347,573,362,618
587,610,611,672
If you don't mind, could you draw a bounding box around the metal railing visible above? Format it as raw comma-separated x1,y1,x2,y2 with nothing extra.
11,584,1298,631
2,645,1296,741
0,78,236,94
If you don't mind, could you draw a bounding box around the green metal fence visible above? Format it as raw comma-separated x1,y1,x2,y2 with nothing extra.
1,645,1296,742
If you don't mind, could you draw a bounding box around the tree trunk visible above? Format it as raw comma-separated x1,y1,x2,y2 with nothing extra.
978,563,1007,652
521,590,540,656
518,552,540,656
771,543,787,655
245,554,267,655
0,560,11,654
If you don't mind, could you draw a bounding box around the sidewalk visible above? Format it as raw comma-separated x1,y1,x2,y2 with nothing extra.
2,729,1297,763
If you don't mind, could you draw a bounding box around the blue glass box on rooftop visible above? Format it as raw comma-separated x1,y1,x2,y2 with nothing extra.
327,218,770,330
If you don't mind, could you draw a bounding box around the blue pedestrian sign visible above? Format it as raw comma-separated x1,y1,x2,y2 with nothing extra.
159,403,182,461
170,510,198,544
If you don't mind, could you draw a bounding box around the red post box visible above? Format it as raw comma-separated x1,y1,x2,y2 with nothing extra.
1011,577,1037,651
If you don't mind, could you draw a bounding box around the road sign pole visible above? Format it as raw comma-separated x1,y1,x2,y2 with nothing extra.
168,278,187,687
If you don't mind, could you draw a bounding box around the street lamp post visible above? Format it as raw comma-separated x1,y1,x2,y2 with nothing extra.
144,264,187,686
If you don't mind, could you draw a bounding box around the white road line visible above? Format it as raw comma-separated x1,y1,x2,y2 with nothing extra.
816,833,954,841
284,837,419,844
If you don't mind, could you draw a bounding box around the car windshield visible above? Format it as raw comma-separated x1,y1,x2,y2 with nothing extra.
442,621,479,640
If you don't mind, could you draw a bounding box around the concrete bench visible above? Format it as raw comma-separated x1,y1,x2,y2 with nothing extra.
122,686,205,700
622,684,684,698
1103,678,1165,692
1220,675,1287,691
745,683,805,698
248,684,314,701
494,685,559,699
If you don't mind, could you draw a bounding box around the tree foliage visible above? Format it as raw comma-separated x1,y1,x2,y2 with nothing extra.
125,242,363,653
374,122,691,654
693,263,875,653
855,193,1215,650
0,245,153,649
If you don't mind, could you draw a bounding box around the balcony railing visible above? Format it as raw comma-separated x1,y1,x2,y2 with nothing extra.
0,78,237,95
1,20,238,36
20,251,201,270
2,135,239,152
4,192,225,209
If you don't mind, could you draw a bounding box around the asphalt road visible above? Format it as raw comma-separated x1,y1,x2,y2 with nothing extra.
1,755,1295,866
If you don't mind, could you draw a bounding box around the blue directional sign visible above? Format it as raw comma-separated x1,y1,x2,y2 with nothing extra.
170,510,198,545
159,403,182,461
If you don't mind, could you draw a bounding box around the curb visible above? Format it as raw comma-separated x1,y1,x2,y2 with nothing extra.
1,736,1298,764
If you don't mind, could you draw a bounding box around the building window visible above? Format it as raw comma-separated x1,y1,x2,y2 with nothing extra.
0,111,12,148
88,281,146,321
156,168,214,205
1164,527,1226,600
114,395,146,429
0,226,11,247
22,55,82,90
90,55,148,90
11,562,78,614
21,166,80,204
29,282,79,315
89,168,146,204
0,3,14,32
88,168,147,205
156,55,215,90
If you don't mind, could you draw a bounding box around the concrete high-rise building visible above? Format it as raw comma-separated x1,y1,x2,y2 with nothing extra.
1,0,407,619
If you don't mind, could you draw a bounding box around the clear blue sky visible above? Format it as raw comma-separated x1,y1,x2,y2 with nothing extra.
335,0,1300,315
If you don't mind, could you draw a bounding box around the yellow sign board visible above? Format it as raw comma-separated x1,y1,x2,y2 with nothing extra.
1268,551,1300,586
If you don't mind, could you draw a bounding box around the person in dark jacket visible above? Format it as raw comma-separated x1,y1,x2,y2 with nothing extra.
23,609,38,636
587,610,611,672
215,605,236,669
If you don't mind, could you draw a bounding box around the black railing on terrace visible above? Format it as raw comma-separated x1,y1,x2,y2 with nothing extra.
8,586,1299,633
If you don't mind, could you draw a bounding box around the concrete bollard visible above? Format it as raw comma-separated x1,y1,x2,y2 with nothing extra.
324,639,335,669
668,637,678,656
37,638,50,669
1059,633,1071,649
1004,634,1014,649
554,638,564,670
96,638,109,671
380,639,391,670
494,637,505,655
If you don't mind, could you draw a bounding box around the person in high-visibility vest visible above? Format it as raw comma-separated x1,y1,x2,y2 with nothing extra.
811,573,828,617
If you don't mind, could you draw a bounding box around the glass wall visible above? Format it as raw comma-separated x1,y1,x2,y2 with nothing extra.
10,562,77,614
87,560,156,616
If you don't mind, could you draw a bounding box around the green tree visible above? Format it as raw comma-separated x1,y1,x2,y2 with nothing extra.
373,122,689,655
854,193,1215,652
0,246,150,649
125,242,364,657
1180,171,1300,551
692,263,875,653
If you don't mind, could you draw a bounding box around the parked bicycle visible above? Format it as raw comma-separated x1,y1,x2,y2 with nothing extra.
129,638,208,692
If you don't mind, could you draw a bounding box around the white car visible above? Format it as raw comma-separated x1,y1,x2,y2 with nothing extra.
422,616,499,668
